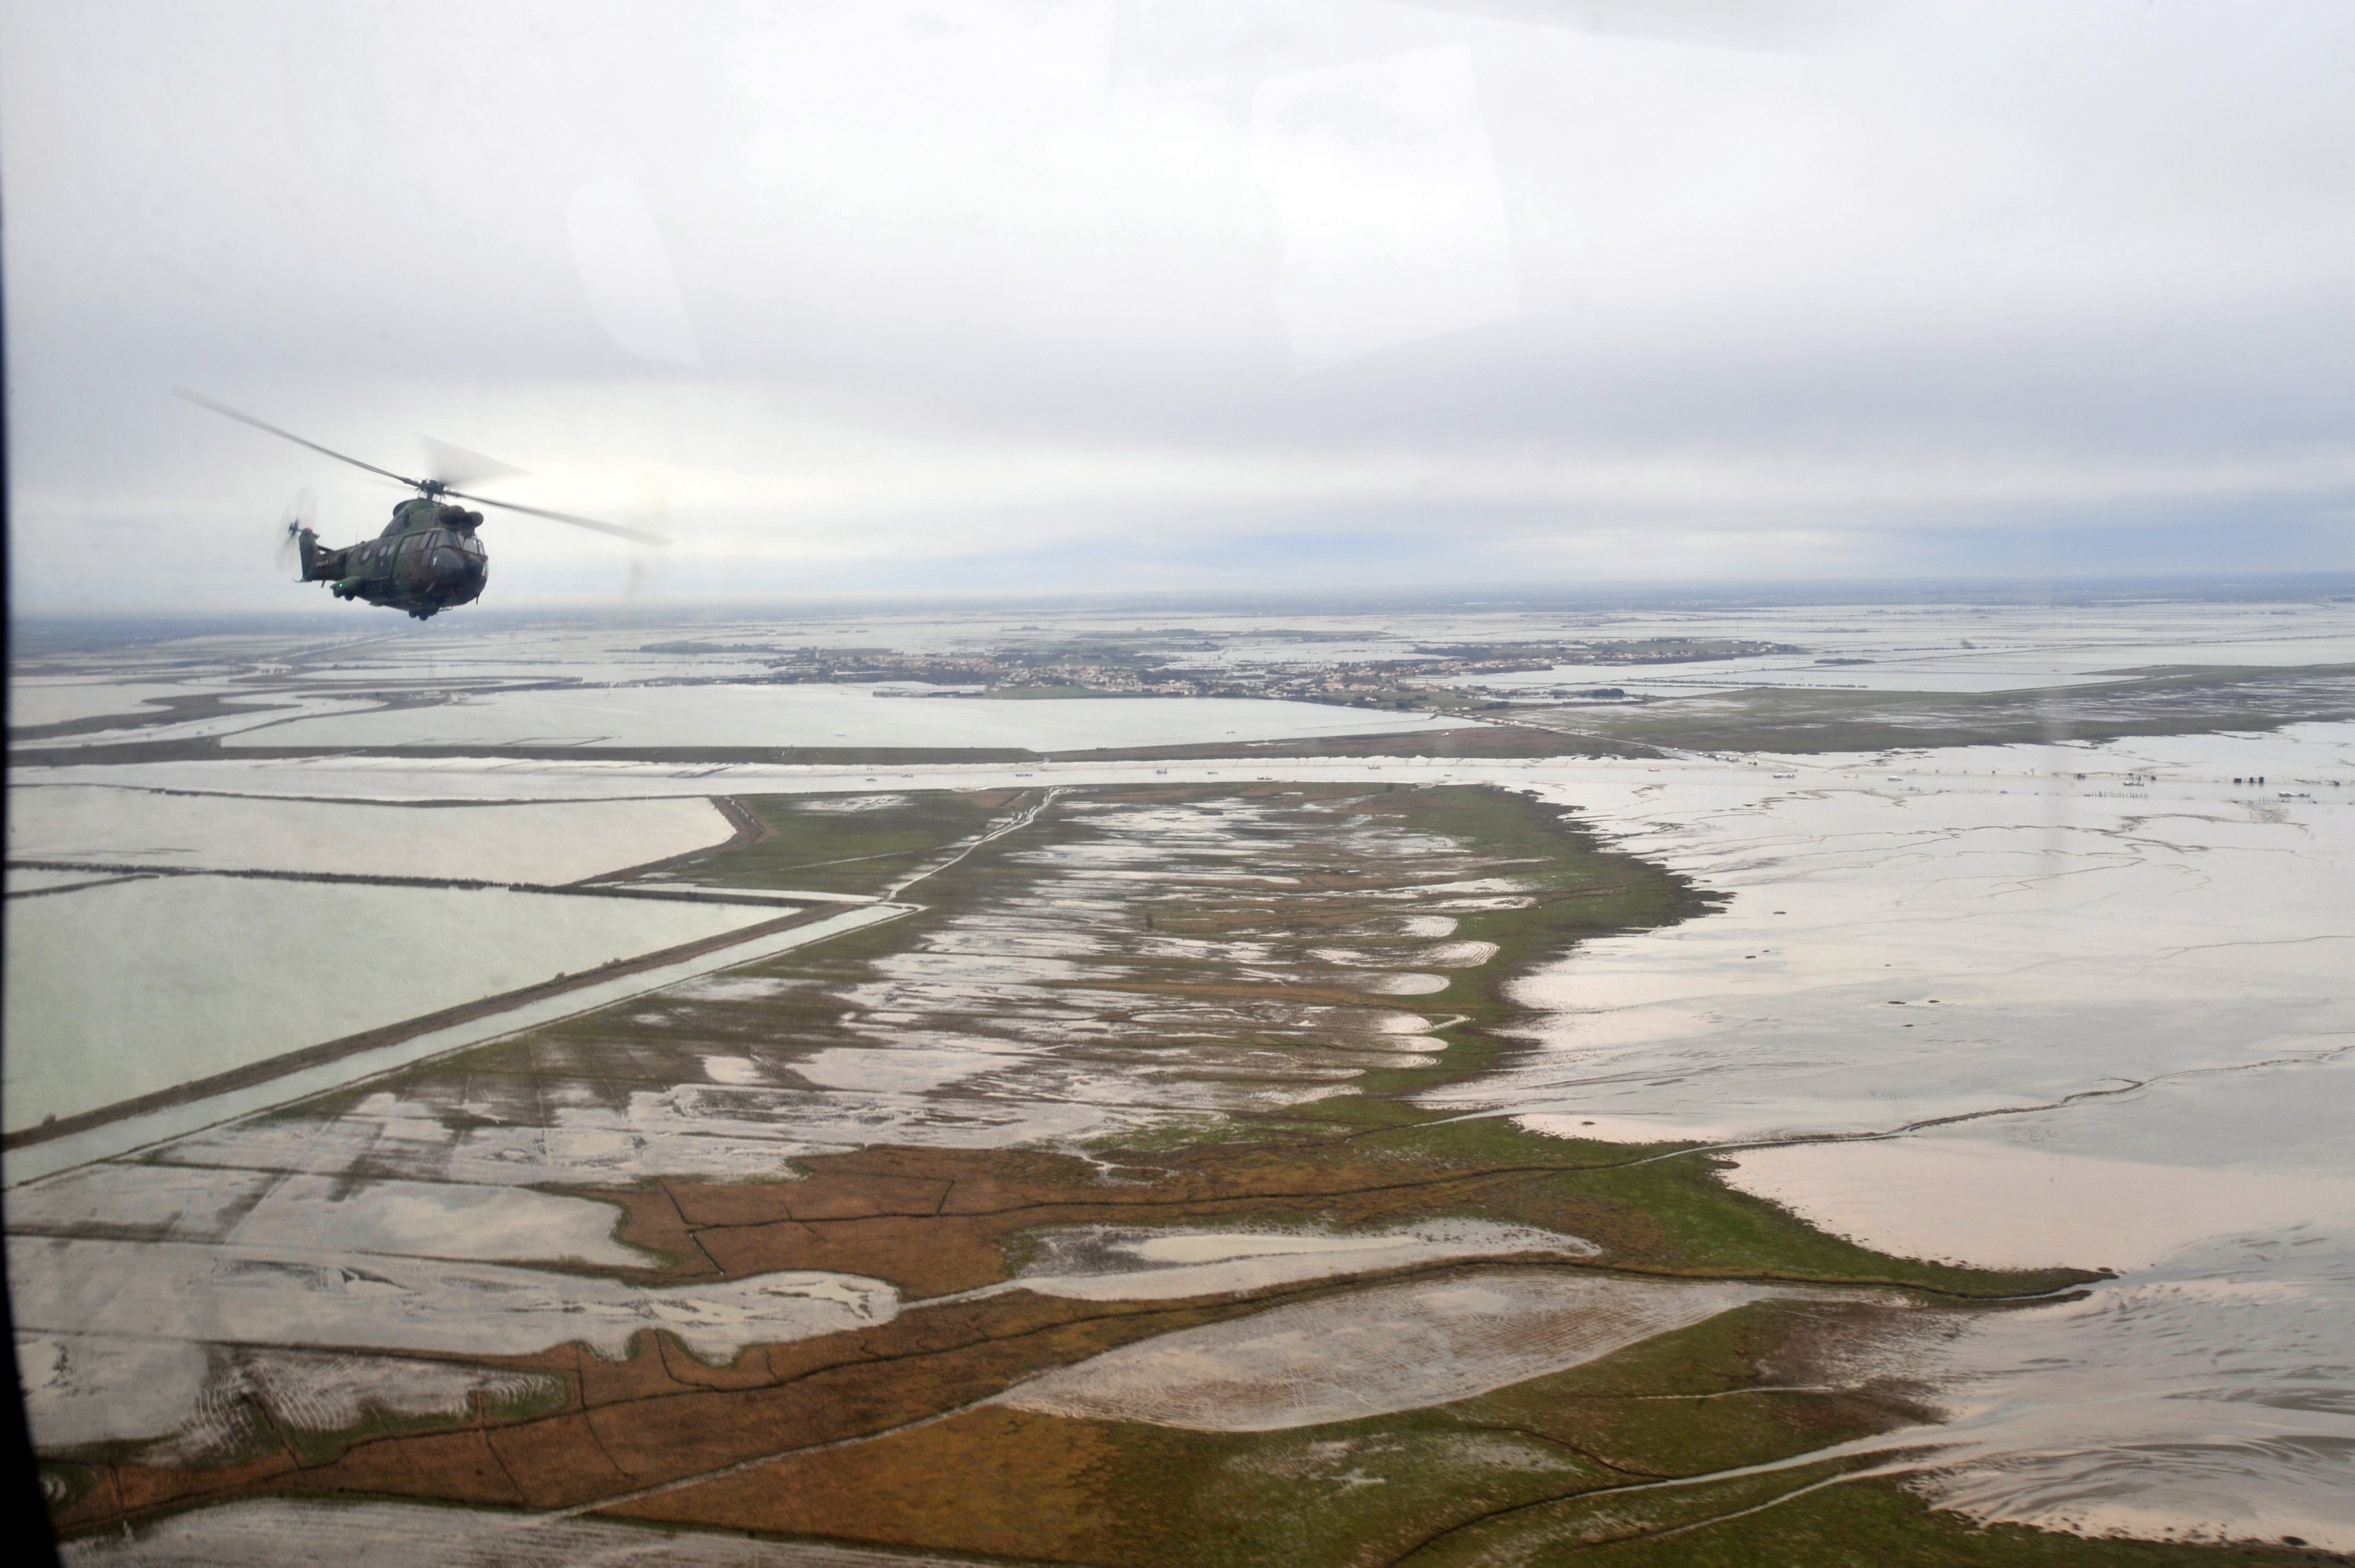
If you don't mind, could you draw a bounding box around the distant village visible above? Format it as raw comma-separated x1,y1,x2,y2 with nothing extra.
639,634,1794,711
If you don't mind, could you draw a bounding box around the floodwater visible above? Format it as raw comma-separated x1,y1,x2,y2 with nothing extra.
11,603,2355,1554
220,682,1469,752
20,738,2354,1548
2,877,784,1132
1432,597,2355,698
7,787,734,882
1440,726,2355,1551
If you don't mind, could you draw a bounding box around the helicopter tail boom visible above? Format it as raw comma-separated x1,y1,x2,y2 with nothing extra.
297,530,347,583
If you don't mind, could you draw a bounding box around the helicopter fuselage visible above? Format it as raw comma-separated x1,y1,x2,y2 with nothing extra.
300,497,490,620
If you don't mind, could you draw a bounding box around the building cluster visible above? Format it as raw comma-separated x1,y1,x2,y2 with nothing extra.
640,635,1788,711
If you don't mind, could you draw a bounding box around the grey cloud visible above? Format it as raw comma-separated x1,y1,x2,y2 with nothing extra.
4,0,2352,613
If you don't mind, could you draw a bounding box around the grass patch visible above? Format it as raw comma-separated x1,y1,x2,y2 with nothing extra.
673,788,1022,895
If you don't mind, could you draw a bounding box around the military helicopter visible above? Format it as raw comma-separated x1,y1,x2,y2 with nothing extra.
177,388,670,619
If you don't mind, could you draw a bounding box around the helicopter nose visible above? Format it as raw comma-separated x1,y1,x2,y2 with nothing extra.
427,547,466,586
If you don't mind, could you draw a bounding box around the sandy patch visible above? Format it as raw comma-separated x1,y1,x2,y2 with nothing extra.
1000,1269,1766,1429
1011,1221,1597,1301
1721,1137,2355,1271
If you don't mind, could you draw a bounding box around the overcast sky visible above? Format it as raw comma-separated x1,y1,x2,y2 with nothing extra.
5,0,2352,612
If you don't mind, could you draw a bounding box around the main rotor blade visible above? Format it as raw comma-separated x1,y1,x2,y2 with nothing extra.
182,388,670,545
175,388,424,489
444,488,672,546
419,435,527,490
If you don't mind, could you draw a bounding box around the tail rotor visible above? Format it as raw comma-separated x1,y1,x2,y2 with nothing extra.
277,487,316,573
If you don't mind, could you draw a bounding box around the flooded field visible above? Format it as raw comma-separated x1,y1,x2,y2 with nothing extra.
3,877,787,1132
9,603,2353,1563
7,787,735,882
219,684,1471,752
